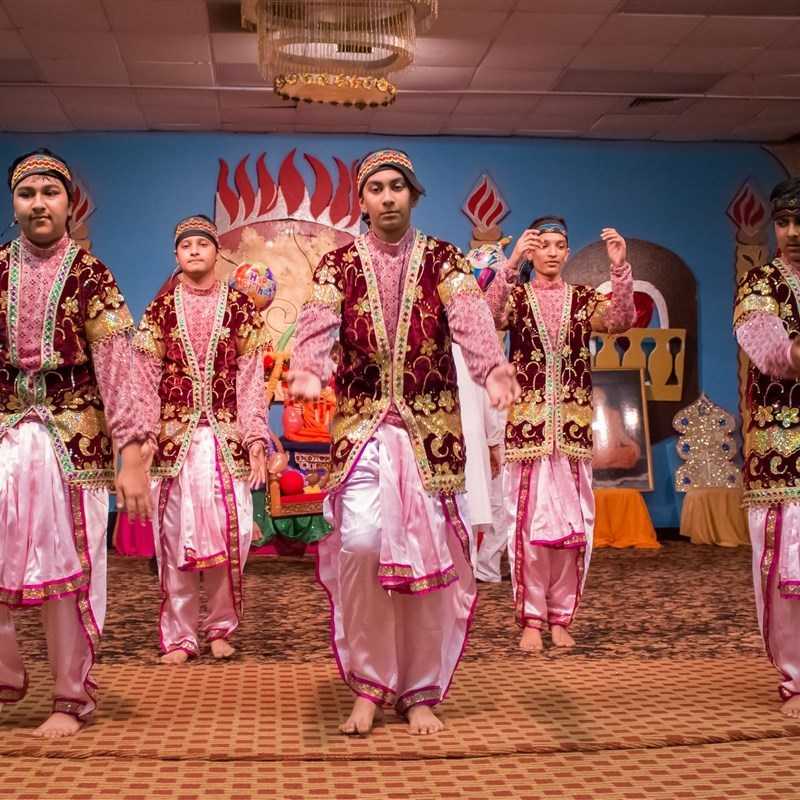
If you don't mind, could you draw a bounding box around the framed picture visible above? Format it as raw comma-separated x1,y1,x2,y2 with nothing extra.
591,367,654,491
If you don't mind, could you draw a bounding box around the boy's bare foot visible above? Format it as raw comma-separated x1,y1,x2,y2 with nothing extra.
781,695,800,718
551,625,575,648
519,626,543,652
339,696,377,735
160,649,189,665
211,639,235,659
32,712,82,738
407,704,444,735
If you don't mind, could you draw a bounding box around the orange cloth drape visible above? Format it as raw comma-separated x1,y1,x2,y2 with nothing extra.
679,487,749,547
593,488,660,549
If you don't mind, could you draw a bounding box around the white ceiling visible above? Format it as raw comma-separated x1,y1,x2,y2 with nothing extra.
0,0,799,141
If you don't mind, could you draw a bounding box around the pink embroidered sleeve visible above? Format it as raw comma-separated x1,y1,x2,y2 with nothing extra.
596,262,635,333
291,301,340,380
446,293,506,386
237,351,269,448
132,349,163,443
483,262,515,328
736,313,797,379
91,333,146,450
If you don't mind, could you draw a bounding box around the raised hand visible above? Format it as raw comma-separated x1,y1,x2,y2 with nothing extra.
485,363,522,410
601,228,627,268
286,369,322,401
508,228,543,271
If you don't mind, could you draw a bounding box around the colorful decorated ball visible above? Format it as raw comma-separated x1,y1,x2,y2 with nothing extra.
279,468,305,496
229,261,277,310
466,241,506,274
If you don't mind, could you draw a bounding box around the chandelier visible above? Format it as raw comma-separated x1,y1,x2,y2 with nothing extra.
241,1,438,108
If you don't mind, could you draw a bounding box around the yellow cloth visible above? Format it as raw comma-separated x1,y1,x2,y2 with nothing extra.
679,487,749,547
593,488,660,549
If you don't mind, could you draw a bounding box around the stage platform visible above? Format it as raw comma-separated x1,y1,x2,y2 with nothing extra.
2,543,798,799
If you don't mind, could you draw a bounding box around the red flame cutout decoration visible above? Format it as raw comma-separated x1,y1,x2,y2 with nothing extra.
727,180,768,234
463,174,510,230
215,150,362,233
69,180,95,232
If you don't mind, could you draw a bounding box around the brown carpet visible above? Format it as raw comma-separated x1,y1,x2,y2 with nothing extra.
2,542,798,799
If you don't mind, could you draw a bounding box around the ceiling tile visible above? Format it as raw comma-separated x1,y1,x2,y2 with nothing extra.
655,46,762,73
117,34,211,64
0,6,14,28
392,66,474,91
294,104,373,124
589,13,703,45
20,30,119,61
570,44,672,70
370,112,447,135
744,49,800,75
125,61,214,86
0,30,31,60
0,59,42,81
589,113,675,138
710,0,800,15
0,85,60,111
385,93,461,114
210,32,258,64
437,0,516,9
521,111,600,131
217,89,287,109
414,37,491,68
104,0,210,34
768,20,800,49
470,68,561,91
428,11,509,38
710,73,800,97
221,122,297,133
481,43,581,70
134,88,218,109
683,97,767,120
618,0,714,12
680,15,788,47
624,96,696,115
532,95,627,115
754,101,800,121
4,0,109,32
54,86,137,109
496,12,607,45
65,104,147,130
222,105,297,126
0,86,71,129
517,0,620,11
142,105,220,126
653,115,742,140
214,62,270,87
730,118,800,142
454,94,538,115
295,123,371,134
207,1,244,34
557,69,722,94
38,57,129,84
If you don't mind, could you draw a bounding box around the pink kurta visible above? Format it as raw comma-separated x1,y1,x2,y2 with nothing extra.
737,304,800,699
0,233,141,720
295,227,502,711
136,279,266,655
492,264,635,630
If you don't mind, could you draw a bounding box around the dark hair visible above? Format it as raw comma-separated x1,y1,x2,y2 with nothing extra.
770,177,800,202
529,215,568,234
8,147,73,198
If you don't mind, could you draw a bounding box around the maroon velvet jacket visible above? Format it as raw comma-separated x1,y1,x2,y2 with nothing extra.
505,282,609,462
309,232,482,493
0,239,134,487
133,281,266,480
734,259,800,507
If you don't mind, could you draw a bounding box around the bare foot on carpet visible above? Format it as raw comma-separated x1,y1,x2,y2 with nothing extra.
551,625,575,648
519,627,543,652
32,712,82,738
160,649,189,665
781,696,800,718
211,639,235,659
407,705,444,735
339,696,377,735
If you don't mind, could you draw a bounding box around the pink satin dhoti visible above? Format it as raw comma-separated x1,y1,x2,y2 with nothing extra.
0,420,107,719
317,423,476,713
504,454,594,630
749,504,800,699
152,427,253,656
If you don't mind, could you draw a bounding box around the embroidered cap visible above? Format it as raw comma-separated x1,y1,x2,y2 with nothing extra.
174,214,219,249
356,148,425,196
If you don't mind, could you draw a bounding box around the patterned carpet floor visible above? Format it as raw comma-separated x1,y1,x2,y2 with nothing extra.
2,542,799,798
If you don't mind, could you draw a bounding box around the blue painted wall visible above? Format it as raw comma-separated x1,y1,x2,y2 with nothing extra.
0,132,787,526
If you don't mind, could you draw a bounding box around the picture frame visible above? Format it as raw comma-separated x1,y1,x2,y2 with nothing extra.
591,367,654,492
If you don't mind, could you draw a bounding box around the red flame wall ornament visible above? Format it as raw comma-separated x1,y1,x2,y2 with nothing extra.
727,180,769,242
69,179,95,235
463,174,510,232
215,150,362,236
